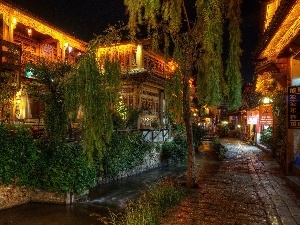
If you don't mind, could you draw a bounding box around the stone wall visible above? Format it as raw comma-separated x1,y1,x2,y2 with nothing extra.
0,152,163,210
0,185,31,210
98,152,163,184
0,185,72,210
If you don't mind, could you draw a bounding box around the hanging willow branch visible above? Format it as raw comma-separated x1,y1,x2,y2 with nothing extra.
64,38,122,167
196,0,224,107
122,0,243,188
226,0,243,110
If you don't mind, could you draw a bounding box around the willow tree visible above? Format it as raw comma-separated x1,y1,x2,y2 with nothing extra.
124,0,242,187
64,29,122,168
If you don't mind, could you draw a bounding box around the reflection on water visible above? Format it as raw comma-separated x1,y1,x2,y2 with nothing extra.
0,161,188,225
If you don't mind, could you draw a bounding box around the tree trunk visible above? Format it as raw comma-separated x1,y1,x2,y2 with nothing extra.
183,48,195,188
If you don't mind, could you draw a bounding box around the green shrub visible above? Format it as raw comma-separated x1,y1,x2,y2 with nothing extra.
40,141,97,194
260,126,273,148
212,137,227,160
0,124,14,184
161,133,187,161
103,132,153,176
98,179,187,225
0,124,40,186
0,124,97,194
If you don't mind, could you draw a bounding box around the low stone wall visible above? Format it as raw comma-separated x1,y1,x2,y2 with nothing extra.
0,152,163,210
0,185,72,210
0,185,31,210
98,152,163,184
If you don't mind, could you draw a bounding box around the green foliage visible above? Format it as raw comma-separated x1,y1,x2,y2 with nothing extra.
27,60,71,143
39,141,97,194
212,138,228,160
0,71,18,120
161,133,187,162
123,0,242,188
113,104,141,130
260,126,273,148
225,0,242,110
165,69,184,124
0,124,97,194
99,179,186,225
65,43,122,165
0,124,40,186
196,0,224,106
103,132,153,176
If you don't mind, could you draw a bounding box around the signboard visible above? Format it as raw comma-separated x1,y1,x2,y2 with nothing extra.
259,105,273,125
247,110,259,124
288,86,300,129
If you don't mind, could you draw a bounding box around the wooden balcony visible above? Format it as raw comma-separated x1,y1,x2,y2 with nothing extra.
0,39,21,71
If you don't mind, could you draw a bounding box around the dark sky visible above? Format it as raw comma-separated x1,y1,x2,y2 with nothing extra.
7,0,260,82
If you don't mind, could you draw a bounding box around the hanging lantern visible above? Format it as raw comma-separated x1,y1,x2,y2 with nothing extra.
27,27,32,37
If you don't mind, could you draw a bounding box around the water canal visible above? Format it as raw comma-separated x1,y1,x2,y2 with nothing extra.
0,150,220,225
0,162,188,225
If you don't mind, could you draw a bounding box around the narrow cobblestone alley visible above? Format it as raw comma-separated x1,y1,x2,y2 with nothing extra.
160,138,300,225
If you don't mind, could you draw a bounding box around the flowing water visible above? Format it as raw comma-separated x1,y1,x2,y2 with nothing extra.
0,150,220,225
0,162,188,225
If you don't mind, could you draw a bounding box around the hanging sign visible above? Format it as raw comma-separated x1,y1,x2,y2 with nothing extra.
288,86,300,129
247,110,259,124
259,105,273,125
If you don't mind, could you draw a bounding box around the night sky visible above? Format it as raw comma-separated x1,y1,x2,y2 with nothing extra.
6,0,260,83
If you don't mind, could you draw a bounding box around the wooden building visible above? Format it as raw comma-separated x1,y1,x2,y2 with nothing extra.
0,1,174,130
97,43,175,129
255,0,300,172
0,0,86,122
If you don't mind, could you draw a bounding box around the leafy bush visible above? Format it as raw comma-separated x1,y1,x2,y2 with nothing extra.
161,133,187,161
0,124,40,186
0,124,97,194
40,141,97,194
103,132,153,176
212,137,227,160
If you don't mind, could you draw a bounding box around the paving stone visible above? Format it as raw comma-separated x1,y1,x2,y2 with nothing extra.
160,138,300,225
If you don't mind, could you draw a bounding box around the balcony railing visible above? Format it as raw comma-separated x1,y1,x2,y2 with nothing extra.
0,39,21,71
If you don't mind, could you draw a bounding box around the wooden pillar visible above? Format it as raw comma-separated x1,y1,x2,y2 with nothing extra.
136,44,143,69
2,19,9,41
8,14,16,42
159,90,164,125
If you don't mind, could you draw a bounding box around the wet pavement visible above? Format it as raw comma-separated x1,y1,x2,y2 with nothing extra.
160,138,300,225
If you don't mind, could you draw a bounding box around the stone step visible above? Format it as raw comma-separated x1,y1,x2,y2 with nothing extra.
286,176,300,193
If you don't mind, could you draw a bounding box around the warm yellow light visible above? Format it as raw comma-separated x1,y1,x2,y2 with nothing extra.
262,97,271,104
12,17,17,25
68,45,73,53
27,28,32,37
167,61,177,71
222,121,228,125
